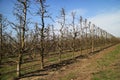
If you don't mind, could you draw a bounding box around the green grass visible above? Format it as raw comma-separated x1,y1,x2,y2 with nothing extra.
47,51,76,63
0,65,16,74
47,56,58,62
0,51,76,80
1,44,119,80
0,72,17,80
93,69,120,80
0,61,41,80
92,44,120,80
21,64,41,75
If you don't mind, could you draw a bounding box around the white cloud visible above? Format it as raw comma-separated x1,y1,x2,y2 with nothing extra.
68,8,87,16
89,10,120,37
54,8,120,37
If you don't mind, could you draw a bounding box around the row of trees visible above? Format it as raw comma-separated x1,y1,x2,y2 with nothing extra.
0,0,120,78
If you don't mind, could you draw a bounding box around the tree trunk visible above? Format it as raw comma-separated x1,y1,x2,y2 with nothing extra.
91,25,94,53
0,23,2,67
40,52,44,69
17,53,22,77
40,11,45,70
16,0,27,77
72,39,75,59
59,50,61,62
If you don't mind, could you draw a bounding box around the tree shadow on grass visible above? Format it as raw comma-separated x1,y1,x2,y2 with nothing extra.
19,54,88,79
17,44,115,79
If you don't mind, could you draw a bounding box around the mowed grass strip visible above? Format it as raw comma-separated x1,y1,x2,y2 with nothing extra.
0,44,117,80
0,49,79,80
92,44,120,80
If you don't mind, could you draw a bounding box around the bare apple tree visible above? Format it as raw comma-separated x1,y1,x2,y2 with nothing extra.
13,0,29,77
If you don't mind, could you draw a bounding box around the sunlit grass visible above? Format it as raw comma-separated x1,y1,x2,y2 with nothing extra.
0,44,118,80
92,44,120,80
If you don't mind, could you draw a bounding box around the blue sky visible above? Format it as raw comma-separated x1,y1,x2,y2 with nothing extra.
0,0,120,37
